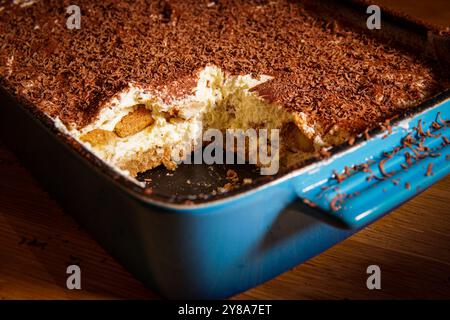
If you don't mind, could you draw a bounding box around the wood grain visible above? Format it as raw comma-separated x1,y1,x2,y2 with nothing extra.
0,0,449,300
0,139,449,300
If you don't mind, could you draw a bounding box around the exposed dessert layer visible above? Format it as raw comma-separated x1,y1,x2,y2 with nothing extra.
64,66,316,176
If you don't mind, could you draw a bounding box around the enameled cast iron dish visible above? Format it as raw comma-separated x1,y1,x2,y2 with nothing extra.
0,0,449,298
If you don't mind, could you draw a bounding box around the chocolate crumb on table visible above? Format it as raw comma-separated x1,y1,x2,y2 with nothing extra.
25,237,48,250
18,236,27,245
68,255,82,266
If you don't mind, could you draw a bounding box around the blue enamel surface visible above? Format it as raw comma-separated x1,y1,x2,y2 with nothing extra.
136,181,354,298
295,97,450,229
2,73,449,298
132,96,449,298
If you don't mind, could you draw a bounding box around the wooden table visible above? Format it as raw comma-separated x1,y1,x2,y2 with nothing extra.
1,1,449,300
1,139,449,300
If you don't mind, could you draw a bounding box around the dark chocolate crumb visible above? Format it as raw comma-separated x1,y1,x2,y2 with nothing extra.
68,255,82,265
27,237,48,250
333,170,347,183
348,137,355,146
330,193,346,212
303,198,317,208
426,163,434,177
379,158,394,178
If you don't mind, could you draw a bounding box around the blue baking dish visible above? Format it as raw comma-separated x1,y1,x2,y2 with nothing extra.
0,1,449,299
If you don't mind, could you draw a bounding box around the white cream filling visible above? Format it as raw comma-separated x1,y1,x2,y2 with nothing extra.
54,65,320,179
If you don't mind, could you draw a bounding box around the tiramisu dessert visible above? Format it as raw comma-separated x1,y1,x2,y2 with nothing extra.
0,0,445,178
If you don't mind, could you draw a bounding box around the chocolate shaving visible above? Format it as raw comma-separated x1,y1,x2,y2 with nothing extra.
425,130,441,138
0,0,443,134
372,174,387,181
303,198,317,208
415,120,426,137
425,163,433,177
333,170,347,183
330,193,346,212
363,129,371,141
404,152,414,166
429,153,441,158
348,136,355,146
443,136,450,145
25,237,48,250
319,148,332,158
436,113,450,127
432,121,442,130
226,169,239,183
344,166,353,176
379,159,394,178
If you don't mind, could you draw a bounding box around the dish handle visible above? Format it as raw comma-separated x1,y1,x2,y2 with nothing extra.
294,97,450,229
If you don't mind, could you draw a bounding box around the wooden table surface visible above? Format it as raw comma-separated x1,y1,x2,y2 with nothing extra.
1,1,450,300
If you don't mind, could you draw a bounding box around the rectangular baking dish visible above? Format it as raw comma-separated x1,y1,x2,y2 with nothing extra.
0,0,449,299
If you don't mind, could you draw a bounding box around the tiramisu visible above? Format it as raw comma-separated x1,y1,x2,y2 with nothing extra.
0,0,445,177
